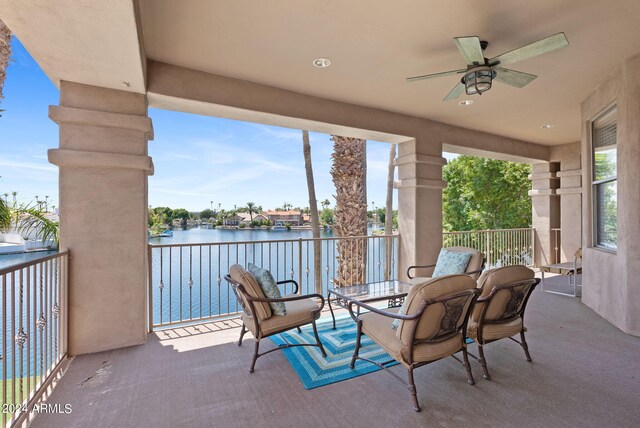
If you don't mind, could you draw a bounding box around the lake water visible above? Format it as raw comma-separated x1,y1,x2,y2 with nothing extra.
148,225,396,327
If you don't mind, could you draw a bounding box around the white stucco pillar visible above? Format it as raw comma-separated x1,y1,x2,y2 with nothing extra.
395,139,447,280
529,162,560,266
48,81,154,355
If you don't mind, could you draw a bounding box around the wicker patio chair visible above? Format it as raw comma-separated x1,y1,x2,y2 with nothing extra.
348,274,480,412
406,246,485,282
225,264,326,373
466,265,540,380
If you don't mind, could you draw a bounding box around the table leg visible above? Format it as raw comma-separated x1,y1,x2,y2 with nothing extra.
328,291,337,330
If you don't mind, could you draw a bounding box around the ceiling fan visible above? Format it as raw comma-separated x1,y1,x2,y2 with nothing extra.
406,32,569,101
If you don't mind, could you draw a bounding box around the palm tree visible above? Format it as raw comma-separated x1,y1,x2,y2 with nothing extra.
0,198,59,244
246,202,257,223
11,191,17,204
331,135,367,286
0,19,11,112
384,144,396,280
302,130,322,293
321,199,330,210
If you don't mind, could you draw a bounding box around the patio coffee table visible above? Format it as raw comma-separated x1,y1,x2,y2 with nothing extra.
327,280,413,330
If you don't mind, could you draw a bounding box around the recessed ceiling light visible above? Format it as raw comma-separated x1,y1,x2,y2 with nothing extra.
541,124,554,129
313,57,331,68
459,100,474,106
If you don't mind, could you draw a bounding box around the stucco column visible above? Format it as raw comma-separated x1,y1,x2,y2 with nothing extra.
48,81,154,355
529,162,560,266
395,139,446,280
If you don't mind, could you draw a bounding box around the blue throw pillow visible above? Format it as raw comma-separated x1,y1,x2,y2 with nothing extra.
391,297,410,330
247,263,286,316
432,249,472,277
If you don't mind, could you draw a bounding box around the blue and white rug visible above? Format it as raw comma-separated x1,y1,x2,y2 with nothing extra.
270,316,398,389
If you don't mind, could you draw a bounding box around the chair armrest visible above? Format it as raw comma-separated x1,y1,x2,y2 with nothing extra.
406,263,436,279
276,279,299,294
248,293,325,311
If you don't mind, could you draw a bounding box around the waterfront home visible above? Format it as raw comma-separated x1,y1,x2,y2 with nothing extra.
264,210,304,226
1,1,640,427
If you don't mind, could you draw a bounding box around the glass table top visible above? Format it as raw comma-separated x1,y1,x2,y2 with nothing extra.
328,280,412,302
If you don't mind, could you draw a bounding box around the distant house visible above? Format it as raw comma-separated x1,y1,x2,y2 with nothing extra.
224,213,267,227
264,210,303,226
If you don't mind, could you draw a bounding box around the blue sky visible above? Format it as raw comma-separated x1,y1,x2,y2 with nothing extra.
0,37,436,212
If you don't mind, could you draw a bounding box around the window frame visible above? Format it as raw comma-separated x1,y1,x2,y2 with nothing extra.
591,105,618,252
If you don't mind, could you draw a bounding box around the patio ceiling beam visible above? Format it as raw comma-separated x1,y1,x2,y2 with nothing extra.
146,60,550,162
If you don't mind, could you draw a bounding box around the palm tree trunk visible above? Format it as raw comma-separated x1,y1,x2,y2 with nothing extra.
0,19,11,108
385,144,396,280
331,135,367,287
302,130,322,294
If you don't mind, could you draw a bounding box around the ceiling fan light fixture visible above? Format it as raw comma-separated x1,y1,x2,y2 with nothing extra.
459,100,474,106
462,65,496,96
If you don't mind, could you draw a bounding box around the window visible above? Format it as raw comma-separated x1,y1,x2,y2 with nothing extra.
592,107,617,250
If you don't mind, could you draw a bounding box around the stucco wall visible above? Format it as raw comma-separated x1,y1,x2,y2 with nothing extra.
580,54,640,336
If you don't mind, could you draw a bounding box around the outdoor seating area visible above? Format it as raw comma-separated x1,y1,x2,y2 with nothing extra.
28,289,640,427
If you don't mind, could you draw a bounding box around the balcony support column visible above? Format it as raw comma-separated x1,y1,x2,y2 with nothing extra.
395,139,447,280
529,162,560,266
48,81,154,355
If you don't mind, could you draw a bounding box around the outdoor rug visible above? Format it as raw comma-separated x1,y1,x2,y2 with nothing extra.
269,316,398,389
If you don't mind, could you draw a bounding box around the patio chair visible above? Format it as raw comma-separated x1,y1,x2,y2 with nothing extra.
466,265,540,380
406,246,485,282
225,264,327,373
348,274,480,412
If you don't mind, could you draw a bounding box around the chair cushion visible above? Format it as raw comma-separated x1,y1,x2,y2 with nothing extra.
229,264,272,321
247,263,286,316
361,309,464,367
472,266,534,322
395,275,477,344
468,316,523,341
433,249,472,277
242,297,320,338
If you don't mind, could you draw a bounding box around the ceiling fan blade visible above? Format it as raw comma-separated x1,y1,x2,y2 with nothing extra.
494,67,537,88
454,36,485,65
406,68,467,83
443,82,465,101
490,32,569,67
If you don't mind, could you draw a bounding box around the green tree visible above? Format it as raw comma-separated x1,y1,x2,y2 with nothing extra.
152,207,173,225
200,209,214,220
246,202,257,223
442,156,531,231
320,208,334,225
171,208,190,224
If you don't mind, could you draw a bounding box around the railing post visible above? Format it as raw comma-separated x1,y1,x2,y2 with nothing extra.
485,230,491,268
298,238,303,294
147,245,153,332
531,227,536,267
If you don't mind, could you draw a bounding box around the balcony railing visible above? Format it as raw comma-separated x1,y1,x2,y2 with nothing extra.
443,228,534,268
148,235,398,330
1,251,68,427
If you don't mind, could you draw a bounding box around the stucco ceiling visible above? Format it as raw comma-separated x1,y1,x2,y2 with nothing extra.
2,1,640,146
139,0,640,145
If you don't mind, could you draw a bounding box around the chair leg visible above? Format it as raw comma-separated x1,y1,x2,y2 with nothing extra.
462,347,476,385
249,339,260,373
296,326,302,334
477,344,491,380
238,324,247,346
349,322,363,369
311,319,327,357
407,367,421,412
519,330,533,362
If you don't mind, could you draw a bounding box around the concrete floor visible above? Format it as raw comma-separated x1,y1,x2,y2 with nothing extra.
29,287,640,428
